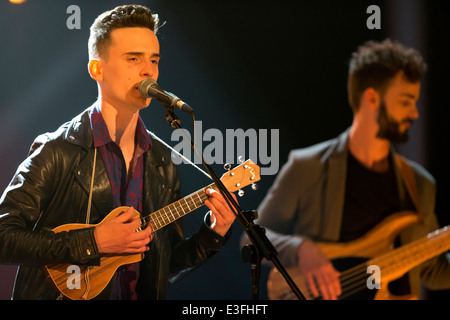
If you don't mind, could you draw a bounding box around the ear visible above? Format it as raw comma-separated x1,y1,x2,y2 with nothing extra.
361,87,381,111
88,59,103,81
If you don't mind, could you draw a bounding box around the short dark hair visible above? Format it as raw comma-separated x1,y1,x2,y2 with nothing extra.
88,4,160,60
347,39,427,112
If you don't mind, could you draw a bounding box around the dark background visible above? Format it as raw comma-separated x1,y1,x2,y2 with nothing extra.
0,0,448,300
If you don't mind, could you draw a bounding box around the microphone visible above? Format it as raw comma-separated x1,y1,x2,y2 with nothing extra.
138,78,193,113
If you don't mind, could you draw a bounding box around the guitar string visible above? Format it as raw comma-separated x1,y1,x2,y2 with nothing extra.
297,229,450,300
281,254,396,299
279,265,370,300
281,269,373,300
151,191,207,228
338,269,371,299
135,161,259,230
330,250,413,299
140,188,210,231
338,228,450,293
337,245,449,299
82,267,93,300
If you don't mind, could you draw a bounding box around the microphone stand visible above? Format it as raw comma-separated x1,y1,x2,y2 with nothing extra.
162,105,305,300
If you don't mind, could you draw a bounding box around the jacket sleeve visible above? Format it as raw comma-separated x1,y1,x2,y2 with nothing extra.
401,161,450,292
0,134,100,266
168,211,231,283
160,159,231,282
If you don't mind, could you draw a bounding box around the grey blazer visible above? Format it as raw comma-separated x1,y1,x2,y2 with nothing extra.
251,130,450,295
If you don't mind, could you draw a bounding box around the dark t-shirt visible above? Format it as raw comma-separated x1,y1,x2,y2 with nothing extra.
340,151,415,296
340,151,407,242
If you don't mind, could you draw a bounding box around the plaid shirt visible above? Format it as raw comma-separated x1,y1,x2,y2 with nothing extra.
89,103,151,300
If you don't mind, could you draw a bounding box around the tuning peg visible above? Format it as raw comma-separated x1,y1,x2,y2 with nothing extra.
224,163,231,171
238,189,245,197
238,156,244,164
251,183,258,191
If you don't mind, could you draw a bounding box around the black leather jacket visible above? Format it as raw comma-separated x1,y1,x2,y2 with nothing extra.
0,107,228,299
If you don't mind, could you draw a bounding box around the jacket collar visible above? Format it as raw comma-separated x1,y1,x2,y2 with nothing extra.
64,106,95,150
320,129,350,240
64,104,153,153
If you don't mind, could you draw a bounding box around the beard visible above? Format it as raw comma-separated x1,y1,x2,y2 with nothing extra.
376,101,413,143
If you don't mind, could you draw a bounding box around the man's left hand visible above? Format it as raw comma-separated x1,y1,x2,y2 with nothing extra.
204,188,237,236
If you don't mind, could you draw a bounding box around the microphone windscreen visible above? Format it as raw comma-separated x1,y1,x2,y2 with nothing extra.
138,78,158,98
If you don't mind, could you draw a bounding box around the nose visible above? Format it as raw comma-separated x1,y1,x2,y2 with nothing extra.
140,60,158,79
410,103,419,120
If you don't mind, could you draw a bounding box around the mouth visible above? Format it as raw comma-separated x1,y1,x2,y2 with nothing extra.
135,86,143,97
403,119,413,125
401,119,414,131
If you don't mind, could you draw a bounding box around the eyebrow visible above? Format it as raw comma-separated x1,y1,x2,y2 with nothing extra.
123,52,160,58
399,93,417,99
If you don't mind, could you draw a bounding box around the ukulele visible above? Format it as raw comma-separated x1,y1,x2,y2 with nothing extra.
45,159,260,300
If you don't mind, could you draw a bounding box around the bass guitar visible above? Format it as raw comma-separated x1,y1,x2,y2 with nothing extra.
267,211,450,300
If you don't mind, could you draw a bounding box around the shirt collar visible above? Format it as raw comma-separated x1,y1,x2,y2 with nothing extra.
89,103,152,151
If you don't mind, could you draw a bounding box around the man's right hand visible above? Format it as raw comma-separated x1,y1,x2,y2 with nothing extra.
297,238,341,300
94,207,153,254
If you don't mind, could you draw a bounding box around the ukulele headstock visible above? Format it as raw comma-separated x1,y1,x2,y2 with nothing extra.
220,158,260,196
